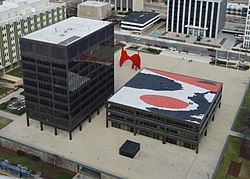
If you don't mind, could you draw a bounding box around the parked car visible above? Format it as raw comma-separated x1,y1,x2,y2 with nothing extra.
208,48,216,52
154,44,161,48
162,45,169,49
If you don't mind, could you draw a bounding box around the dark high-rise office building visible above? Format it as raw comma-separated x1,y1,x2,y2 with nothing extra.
20,17,114,139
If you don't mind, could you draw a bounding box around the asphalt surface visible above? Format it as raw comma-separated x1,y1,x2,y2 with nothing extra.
115,33,250,62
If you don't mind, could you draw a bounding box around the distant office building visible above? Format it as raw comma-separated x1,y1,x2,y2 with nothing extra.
0,0,66,73
106,68,223,153
121,11,160,32
144,0,167,19
167,0,227,38
20,17,114,139
94,0,144,12
227,2,248,17
77,1,111,20
244,1,250,48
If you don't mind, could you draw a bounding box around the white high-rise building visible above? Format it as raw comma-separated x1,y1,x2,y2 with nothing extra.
167,0,227,38
0,0,66,73
243,1,250,49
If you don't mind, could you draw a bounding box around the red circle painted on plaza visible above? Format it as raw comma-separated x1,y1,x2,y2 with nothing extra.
140,95,189,109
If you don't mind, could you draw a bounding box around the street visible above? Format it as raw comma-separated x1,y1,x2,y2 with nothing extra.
115,32,250,62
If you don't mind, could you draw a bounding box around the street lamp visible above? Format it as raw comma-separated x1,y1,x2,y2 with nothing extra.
213,38,218,67
226,49,229,69
237,49,241,70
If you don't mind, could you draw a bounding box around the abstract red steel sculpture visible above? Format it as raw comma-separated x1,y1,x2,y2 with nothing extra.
119,44,141,70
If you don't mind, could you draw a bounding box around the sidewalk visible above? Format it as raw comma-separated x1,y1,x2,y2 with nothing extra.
1,74,21,83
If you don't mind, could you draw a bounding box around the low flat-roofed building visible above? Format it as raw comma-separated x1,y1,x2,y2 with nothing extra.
121,11,160,33
227,2,248,16
106,68,223,153
77,1,111,20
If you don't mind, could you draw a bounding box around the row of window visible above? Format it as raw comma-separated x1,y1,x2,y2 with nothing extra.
109,104,198,131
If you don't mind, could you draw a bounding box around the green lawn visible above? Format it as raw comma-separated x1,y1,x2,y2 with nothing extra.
0,147,75,179
11,108,26,116
233,87,250,130
141,48,162,55
0,78,16,84
0,117,11,128
6,67,23,78
0,87,11,96
215,136,250,179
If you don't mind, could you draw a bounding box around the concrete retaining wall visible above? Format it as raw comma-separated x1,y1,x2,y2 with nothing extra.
0,137,123,179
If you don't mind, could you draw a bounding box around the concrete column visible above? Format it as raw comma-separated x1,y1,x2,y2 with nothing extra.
163,136,166,144
97,108,100,115
79,123,82,131
55,127,57,136
126,0,128,11
69,132,72,140
133,127,136,136
26,116,30,127
40,122,43,131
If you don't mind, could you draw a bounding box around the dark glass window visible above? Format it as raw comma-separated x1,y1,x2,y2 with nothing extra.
39,91,52,98
24,79,37,87
54,78,67,86
21,41,33,53
52,70,66,77
25,87,38,95
54,95,67,103
51,47,64,59
23,71,36,79
54,86,67,94
23,63,36,71
37,66,50,74
67,44,78,59
40,99,53,107
195,1,201,26
25,95,38,103
88,34,98,47
38,75,51,83
79,39,88,53
39,83,52,91
54,103,68,111
52,63,66,69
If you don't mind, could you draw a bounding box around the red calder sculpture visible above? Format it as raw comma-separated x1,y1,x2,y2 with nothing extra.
119,44,141,70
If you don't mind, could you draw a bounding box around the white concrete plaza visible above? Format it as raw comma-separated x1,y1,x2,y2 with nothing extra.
0,50,249,179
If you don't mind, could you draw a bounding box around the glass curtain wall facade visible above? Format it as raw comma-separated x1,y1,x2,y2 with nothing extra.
20,24,114,139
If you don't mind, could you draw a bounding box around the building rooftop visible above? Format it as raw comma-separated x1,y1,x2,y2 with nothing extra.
108,68,222,124
23,17,112,46
121,11,160,25
79,1,110,7
227,2,248,8
0,5,11,13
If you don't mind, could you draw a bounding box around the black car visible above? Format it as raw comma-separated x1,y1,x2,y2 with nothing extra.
162,45,169,49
